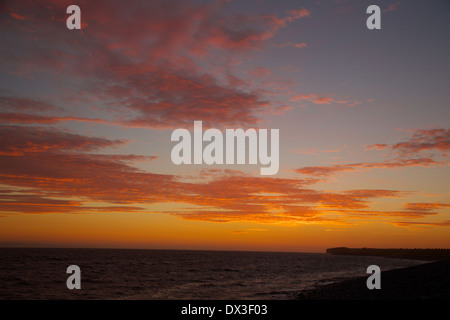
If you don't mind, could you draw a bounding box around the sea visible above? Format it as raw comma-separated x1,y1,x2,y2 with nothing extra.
0,248,425,300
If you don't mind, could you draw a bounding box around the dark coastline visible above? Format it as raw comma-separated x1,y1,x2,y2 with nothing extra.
326,247,450,261
296,248,450,300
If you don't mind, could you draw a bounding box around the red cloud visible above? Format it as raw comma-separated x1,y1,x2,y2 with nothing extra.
246,67,273,78
0,96,115,125
290,42,307,48
116,71,270,128
0,112,112,125
0,96,59,113
393,128,450,155
383,2,400,12
296,158,442,177
297,129,450,177
0,125,127,154
1,0,311,129
262,8,310,30
286,8,311,21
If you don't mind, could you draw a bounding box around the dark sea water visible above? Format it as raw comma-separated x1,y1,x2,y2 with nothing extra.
0,248,425,300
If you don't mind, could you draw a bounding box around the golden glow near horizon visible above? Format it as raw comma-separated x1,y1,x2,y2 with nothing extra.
0,0,449,252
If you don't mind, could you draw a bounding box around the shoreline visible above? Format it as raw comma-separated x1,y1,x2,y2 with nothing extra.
326,247,450,261
295,259,450,300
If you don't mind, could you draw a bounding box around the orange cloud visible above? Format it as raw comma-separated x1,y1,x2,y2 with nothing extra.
9,12,26,20
404,202,450,212
325,208,438,220
291,93,334,104
1,125,423,226
290,42,307,48
290,93,358,106
393,220,450,228
0,193,146,215
365,144,388,150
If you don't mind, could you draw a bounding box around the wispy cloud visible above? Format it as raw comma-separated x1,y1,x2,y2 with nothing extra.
383,2,401,12
393,128,450,156
290,93,359,106
393,220,450,228
365,144,388,150
296,128,449,177
296,158,442,177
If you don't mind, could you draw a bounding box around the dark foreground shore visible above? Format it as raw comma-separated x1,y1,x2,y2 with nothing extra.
296,260,450,300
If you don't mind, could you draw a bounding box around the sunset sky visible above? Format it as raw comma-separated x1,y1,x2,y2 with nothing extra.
0,0,449,252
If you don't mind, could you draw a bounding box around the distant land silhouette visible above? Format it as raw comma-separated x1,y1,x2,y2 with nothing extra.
326,247,450,261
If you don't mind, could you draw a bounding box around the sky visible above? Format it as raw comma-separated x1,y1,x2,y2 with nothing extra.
0,0,449,252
